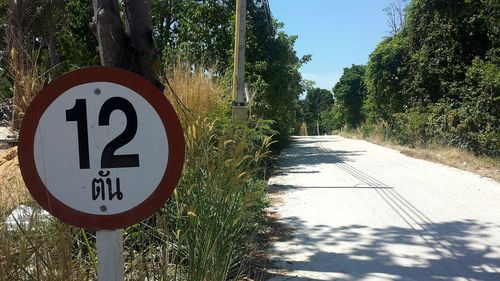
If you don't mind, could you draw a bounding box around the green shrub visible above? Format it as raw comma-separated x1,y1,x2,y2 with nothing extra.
168,117,272,280
1,63,275,280
388,110,432,147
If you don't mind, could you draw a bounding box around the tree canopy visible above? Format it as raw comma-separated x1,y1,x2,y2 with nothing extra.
303,87,333,135
325,0,499,156
1,0,307,145
332,64,366,129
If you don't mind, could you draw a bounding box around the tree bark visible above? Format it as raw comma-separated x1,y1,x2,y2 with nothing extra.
92,0,163,90
48,29,58,67
123,0,161,89
91,2,161,280
316,112,320,136
92,0,128,67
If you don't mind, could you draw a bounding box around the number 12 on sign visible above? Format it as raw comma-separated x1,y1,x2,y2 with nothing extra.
18,67,184,229
66,97,140,169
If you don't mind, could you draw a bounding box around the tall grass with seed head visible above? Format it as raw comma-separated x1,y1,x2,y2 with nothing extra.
163,63,274,280
1,62,274,280
6,27,45,131
167,118,272,280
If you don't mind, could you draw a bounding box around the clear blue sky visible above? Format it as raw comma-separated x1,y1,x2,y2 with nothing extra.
268,0,395,92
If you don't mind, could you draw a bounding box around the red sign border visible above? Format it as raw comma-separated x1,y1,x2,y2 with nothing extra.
18,66,185,230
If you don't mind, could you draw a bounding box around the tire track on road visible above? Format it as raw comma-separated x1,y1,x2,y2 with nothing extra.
315,141,496,280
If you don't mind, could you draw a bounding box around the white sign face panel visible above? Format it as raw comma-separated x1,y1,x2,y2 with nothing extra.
33,82,169,215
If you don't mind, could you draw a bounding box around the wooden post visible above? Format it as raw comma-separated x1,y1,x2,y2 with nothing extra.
231,0,248,122
97,230,124,281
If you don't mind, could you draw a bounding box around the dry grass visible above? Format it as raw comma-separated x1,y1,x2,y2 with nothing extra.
0,147,93,280
0,3,44,212
8,49,44,131
399,146,499,182
160,63,275,280
0,147,29,214
7,29,45,131
163,62,229,123
1,61,272,280
339,131,500,182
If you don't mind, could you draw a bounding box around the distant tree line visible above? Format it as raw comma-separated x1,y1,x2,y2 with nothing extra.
0,0,308,146
306,0,499,156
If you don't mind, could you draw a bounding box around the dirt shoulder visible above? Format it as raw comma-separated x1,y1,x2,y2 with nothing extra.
339,133,499,182
398,146,499,182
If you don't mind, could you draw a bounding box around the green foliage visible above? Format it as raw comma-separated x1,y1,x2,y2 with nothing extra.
1,0,97,102
12,0,66,73
359,0,500,156
158,0,233,71
390,110,432,147
1,64,275,280
0,1,12,98
303,87,333,135
170,118,273,280
428,56,500,155
245,11,308,145
1,0,305,146
365,35,409,121
57,0,99,70
401,0,497,104
150,1,307,145
320,110,335,135
332,64,367,129
0,0,7,44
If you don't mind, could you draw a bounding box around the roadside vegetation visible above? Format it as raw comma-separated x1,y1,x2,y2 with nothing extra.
301,0,499,178
0,0,307,145
1,0,498,279
0,0,305,280
0,62,274,280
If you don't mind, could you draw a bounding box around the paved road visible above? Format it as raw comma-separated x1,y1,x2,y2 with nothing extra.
267,136,500,281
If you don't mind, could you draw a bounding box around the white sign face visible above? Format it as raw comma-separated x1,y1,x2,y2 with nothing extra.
33,82,169,215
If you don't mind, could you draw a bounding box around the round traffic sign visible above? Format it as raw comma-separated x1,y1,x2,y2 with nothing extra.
18,67,185,229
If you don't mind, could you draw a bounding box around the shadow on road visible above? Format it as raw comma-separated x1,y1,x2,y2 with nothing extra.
265,136,500,280
272,137,365,177
266,217,500,280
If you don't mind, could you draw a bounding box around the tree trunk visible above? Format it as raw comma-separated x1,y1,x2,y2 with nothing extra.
47,4,59,67
91,2,161,280
316,112,320,135
92,0,129,66
48,30,58,67
92,0,163,90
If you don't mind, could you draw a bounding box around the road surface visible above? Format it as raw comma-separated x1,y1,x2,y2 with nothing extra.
266,136,500,281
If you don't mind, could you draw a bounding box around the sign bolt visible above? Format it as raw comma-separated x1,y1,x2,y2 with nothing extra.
94,88,101,95
100,205,107,212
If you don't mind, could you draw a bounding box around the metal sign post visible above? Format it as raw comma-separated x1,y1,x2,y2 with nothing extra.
97,230,124,281
18,67,185,280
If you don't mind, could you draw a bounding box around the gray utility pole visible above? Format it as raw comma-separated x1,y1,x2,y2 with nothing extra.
231,0,248,122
